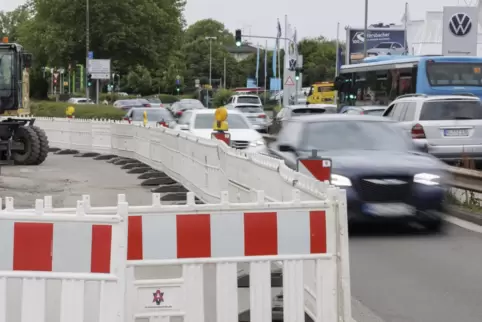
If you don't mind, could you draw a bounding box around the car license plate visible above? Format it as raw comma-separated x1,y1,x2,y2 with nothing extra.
444,129,469,137
363,203,415,217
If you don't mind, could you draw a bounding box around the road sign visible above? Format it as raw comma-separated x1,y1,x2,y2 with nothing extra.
88,51,94,59
63,81,68,86
176,75,181,80
297,157,332,183
176,79,180,85
284,76,295,86
53,72,59,79
88,59,111,79
289,59,297,71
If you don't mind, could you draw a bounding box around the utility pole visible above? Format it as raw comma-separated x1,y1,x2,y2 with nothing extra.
86,0,90,99
205,36,217,86
223,56,226,88
363,0,368,57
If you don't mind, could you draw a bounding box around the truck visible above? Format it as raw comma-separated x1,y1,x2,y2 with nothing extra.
0,38,49,165
306,81,336,104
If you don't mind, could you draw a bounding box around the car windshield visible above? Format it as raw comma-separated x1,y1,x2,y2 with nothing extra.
317,86,334,93
181,102,204,110
131,109,174,121
363,109,385,115
292,108,327,115
301,121,409,151
235,105,263,113
375,43,392,49
419,100,482,120
426,62,482,86
193,113,250,129
237,96,261,104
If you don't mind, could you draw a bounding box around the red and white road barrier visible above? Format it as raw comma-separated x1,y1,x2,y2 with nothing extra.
0,189,351,322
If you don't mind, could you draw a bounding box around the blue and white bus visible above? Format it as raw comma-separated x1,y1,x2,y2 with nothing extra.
338,55,482,105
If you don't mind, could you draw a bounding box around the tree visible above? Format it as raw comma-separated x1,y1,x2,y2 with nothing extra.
297,37,338,86
16,0,185,76
0,5,31,42
184,19,235,45
182,19,242,88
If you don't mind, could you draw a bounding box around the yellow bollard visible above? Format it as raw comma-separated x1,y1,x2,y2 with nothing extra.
211,106,230,145
143,110,148,126
66,106,75,119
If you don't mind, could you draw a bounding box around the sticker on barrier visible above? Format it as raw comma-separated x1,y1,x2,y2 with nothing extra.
297,149,332,183
211,131,231,145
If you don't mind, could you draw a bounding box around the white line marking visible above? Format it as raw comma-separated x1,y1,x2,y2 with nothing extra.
444,215,482,234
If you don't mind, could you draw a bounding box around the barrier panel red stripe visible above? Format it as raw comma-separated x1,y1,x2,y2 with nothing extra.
244,212,278,256
310,210,327,253
91,225,113,273
13,222,53,271
176,214,211,258
128,216,143,260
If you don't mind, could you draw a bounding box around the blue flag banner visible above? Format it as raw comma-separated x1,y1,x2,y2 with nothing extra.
270,78,281,91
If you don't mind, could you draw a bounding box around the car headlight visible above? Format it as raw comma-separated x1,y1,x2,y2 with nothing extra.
414,173,440,186
331,174,352,187
250,140,265,147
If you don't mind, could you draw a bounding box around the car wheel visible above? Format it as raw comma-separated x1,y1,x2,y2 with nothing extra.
424,218,445,233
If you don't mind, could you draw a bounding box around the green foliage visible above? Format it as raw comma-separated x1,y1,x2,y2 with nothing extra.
212,89,234,108
31,101,125,119
4,1,338,98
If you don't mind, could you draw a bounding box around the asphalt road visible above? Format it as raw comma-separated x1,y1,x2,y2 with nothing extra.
2,154,482,322
350,222,482,322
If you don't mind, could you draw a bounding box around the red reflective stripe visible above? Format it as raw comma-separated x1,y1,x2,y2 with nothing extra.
301,159,331,182
309,211,327,253
244,212,278,256
176,214,211,258
127,216,143,260
13,223,53,271
91,225,112,273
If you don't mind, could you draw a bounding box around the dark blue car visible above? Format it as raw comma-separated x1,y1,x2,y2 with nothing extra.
265,114,448,232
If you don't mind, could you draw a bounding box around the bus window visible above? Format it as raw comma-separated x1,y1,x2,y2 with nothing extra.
426,62,482,86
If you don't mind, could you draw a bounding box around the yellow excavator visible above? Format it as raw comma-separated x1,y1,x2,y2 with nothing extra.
0,37,49,165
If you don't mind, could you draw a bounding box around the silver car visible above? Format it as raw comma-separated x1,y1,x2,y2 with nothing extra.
367,42,405,56
383,94,482,162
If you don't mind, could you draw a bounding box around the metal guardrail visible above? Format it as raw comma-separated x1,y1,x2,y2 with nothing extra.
262,134,482,193
447,166,482,193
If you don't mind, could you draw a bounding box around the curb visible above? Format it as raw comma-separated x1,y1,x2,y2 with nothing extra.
447,205,482,226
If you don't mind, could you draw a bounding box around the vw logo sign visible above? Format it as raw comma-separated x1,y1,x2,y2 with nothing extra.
449,13,472,36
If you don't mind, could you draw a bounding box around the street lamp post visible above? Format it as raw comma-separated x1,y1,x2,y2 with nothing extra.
363,0,368,57
86,0,90,98
205,36,217,86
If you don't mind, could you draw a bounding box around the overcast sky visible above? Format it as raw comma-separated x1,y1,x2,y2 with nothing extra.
3,0,476,43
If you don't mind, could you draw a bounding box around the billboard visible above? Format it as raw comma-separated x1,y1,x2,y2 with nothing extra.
442,6,478,56
345,28,406,64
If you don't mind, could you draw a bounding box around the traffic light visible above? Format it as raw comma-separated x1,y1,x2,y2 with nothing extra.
295,67,303,81
87,74,92,86
175,84,181,94
235,29,242,46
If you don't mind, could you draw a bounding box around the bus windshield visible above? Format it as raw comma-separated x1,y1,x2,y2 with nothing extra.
426,62,482,87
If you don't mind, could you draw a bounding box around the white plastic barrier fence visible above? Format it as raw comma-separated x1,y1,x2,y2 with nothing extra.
0,189,351,322
34,117,331,204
